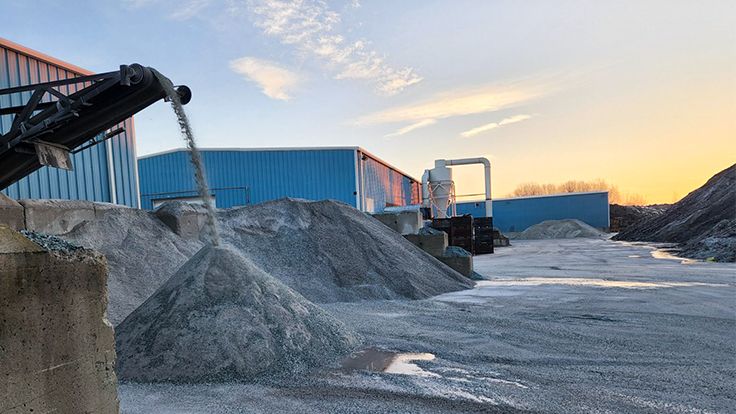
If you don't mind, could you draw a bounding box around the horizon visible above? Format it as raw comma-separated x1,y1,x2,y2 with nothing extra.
3,0,734,204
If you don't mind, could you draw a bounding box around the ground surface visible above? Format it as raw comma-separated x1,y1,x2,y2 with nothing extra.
119,239,736,413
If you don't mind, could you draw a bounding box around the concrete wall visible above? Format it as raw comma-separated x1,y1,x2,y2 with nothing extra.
0,199,132,235
0,226,119,413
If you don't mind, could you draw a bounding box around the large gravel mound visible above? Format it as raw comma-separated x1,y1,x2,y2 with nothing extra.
680,219,736,262
613,164,735,261
115,245,360,383
609,204,669,232
511,219,607,240
217,198,473,303
63,208,202,325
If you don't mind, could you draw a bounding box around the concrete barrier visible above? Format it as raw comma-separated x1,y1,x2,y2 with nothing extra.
19,199,96,234
372,210,423,235
0,193,24,231
0,226,119,413
154,201,208,240
404,231,448,257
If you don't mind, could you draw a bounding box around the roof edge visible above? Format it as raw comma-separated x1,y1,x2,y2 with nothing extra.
137,146,362,160
458,191,610,203
0,37,94,76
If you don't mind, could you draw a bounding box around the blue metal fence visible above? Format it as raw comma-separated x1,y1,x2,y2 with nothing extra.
456,191,610,231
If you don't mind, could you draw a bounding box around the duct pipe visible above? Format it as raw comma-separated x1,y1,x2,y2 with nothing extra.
421,169,430,208
443,157,492,217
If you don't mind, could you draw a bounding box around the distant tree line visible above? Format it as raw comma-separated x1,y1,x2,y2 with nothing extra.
509,179,647,205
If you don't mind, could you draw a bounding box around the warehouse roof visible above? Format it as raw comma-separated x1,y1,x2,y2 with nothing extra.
138,146,420,182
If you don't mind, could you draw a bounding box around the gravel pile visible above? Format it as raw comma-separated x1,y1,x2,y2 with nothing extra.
60,198,470,325
680,218,736,262
510,219,607,240
614,164,735,262
609,204,669,232
217,198,473,303
62,208,202,325
20,230,83,253
115,245,360,383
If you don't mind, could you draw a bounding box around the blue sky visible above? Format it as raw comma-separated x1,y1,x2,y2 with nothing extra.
3,0,734,202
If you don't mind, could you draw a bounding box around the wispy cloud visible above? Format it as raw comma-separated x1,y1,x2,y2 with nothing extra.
229,57,300,100
242,0,422,95
460,114,532,137
355,81,549,126
170,0,212,20
384,119,437,138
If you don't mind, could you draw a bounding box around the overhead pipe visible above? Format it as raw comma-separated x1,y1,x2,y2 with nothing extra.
438,157,492,218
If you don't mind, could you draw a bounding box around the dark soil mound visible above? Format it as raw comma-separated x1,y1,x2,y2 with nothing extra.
115,245,360,383
614,164,735,243
609,204,669,232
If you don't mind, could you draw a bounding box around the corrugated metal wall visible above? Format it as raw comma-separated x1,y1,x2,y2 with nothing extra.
138,148,359,209
455,192,610,231
0,41,139,207
359,152,421,213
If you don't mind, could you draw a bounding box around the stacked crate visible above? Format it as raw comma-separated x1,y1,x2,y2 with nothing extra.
473,217,495,254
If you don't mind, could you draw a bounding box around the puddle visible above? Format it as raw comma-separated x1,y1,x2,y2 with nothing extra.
341,348,439,377
471,278,725,289
651,249,699,264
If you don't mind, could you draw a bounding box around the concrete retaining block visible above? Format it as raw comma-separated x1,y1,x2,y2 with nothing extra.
19,199,96,234
154,201,208,240
0,226,119,413
404,232,448,257
0,193,24,231
372,210,423,235
437,255,473,277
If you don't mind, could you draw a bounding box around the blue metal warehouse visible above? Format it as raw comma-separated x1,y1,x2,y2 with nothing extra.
456,191,610,232
0,38,139,207
138,147,421,212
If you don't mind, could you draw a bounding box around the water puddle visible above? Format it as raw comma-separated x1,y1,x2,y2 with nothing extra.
341,348,438,377
650,249,698,264
471,278,725,289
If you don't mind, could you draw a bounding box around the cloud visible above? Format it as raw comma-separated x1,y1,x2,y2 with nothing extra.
355,82,548,126
384,119,437,138
242,0,422,95
460,114,532,138
169,0,212,20
229,57,300,100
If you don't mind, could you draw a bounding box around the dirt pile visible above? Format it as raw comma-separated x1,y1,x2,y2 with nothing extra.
217,198,473,303
510,219,608,240
614,164,735,261
609,204,669,232
680,219,736,262
62,208,202,325
115,245,360,382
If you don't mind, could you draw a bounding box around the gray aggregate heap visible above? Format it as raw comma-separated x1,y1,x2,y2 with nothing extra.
217,198,473,303
20,230,83,253
511,219,608,240
62,208,202,325
115,245,360,383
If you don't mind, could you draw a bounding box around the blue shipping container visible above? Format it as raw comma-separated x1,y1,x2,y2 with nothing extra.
456,191,610,232
0,38,139,207
138,147,420,212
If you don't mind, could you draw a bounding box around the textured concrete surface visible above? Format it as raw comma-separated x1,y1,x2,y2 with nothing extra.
119,239,735,413
372,210,423,235
154,201,208,240
0,193,24,231
404,231,448,257
19,199,96,234
0,227,119,414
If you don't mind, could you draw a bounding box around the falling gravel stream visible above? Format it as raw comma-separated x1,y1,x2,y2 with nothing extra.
154,70,220,246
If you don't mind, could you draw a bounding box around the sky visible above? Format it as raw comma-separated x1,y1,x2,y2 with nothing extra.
3,0,734,203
